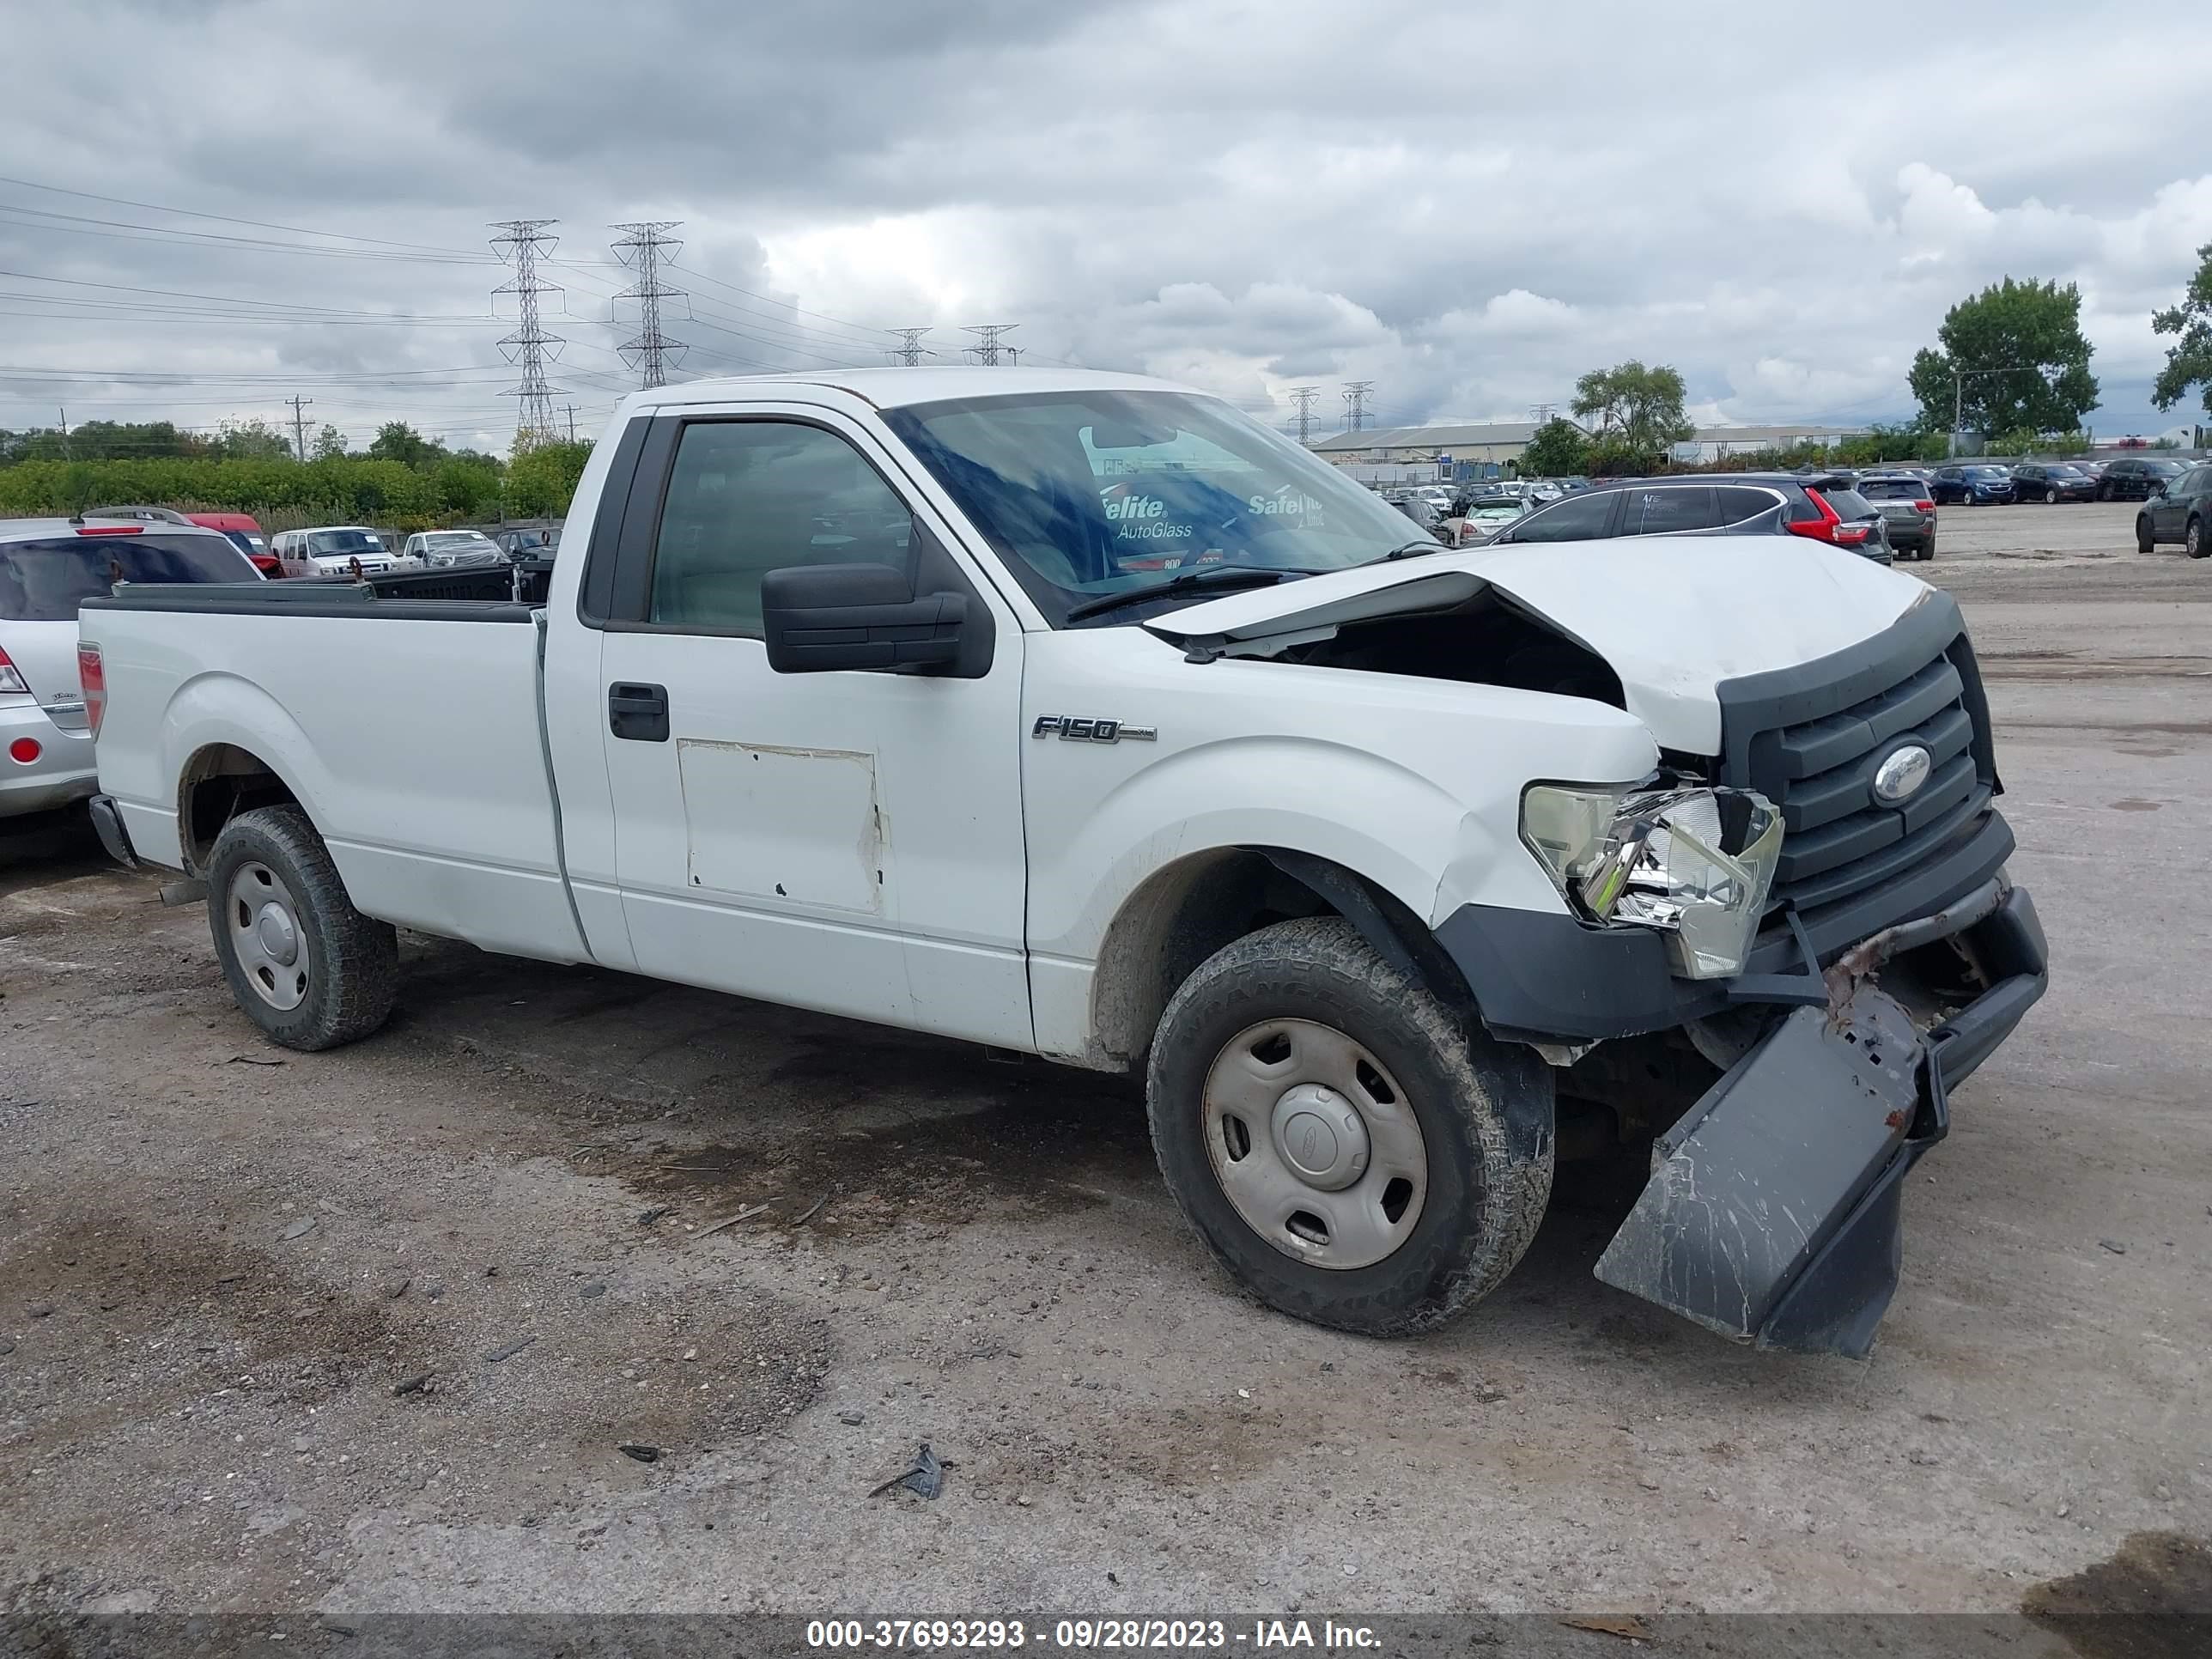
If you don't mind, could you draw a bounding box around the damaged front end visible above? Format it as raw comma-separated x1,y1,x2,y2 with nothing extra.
1592,878,2048,1357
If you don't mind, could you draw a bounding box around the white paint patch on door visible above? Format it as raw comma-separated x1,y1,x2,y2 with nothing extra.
675,738,884,913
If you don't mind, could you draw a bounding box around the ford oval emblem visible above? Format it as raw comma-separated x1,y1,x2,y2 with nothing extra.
1873,743,1934,805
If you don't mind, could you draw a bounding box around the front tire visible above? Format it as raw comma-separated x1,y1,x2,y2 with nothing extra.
207,805,397,1050
1146,917,1554,1337
2137,515,2157,554
2189,517,2207,560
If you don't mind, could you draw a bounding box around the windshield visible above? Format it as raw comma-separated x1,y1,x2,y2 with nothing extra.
2148,461,2186,477
0,533,256,620
881,390,1424,624
306,530,384,556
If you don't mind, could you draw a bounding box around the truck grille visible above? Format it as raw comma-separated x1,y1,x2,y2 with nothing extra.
1717,599,1997,919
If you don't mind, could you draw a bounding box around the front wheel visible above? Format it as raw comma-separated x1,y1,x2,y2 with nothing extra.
207,805,397,1050
2046,487,2061,504
1146,917,1554,1336
2189,518,2207,560
2137,515,2157,555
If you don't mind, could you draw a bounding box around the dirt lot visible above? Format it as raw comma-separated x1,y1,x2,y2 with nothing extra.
2,502,2207,1620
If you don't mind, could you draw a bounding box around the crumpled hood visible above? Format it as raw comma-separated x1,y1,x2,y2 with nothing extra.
1142,538,1931,753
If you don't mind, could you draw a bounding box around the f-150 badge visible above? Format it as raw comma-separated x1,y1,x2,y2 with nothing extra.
1031,715,1158,743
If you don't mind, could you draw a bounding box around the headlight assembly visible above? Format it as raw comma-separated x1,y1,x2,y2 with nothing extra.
1522,781,1784,980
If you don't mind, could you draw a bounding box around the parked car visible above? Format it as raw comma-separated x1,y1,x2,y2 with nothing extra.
2008,463,2097,504
1929,465,2015,505
1856,474,1940,561
3,514,257,818
491,526,562,560
83,367,2047,1353
2135,462,2212,558
403,530,507,568
1480,472,1893,562
2096,458,2189,502
82,505,276,577
1444,501,1528,545
270,526,402,578
1385,495,1452,543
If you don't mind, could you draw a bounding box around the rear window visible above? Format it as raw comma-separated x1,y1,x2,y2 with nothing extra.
0,533,256,621
1858,478,1925,500
1816,488,1878,520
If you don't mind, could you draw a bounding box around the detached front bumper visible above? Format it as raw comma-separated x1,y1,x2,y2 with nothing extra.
1593,883,2045,1356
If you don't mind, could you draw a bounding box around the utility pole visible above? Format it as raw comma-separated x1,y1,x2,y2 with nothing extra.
1289,386,1321,446
1342,381,1374,433
286,394,313,463
963,325,1018,366
611,221,688,390
563,404,580,444
58,406,69,459
490,219,566,451
888,327,933,368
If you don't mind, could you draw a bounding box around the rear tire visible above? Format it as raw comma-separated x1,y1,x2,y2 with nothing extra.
1146,916,1554,1337
1919,538,1936,562
206,805,397,1051
2137,515,2157,555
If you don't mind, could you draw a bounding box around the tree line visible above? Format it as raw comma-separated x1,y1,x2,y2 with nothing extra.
0,419,592,528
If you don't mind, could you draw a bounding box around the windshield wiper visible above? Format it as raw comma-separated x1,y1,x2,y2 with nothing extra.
1064,565,1316,623
1368,539,1453,565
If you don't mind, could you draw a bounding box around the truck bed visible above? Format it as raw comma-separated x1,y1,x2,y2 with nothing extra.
81,559,586,964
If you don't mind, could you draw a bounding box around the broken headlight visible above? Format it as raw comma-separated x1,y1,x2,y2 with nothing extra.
1521,782,1784,979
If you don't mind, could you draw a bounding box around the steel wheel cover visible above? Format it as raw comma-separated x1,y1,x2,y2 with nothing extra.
228,860,311,1012
1201,1018,1429,1270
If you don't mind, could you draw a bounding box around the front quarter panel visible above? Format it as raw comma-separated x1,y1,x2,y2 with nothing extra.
1021,628,1657,1057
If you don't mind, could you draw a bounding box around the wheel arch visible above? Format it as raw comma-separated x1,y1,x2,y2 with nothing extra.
1083,844,1478,1073
177,740,317,873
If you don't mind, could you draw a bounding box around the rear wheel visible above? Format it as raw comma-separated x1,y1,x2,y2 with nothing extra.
1918,538,1936,562
1146,917,1554,1336
207,805,396,1050
2189,517,2207,560
2137,515,2157,554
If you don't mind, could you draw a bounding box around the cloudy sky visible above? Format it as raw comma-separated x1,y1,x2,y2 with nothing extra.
3,0,2206,454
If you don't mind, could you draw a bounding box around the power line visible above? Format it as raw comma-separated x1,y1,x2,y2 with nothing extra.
1288,386,1321,446
888,327,933,368
489,219,564,451
0,173,495,258
1342,381,1374,432
964,325,1018,367
611,222,687,390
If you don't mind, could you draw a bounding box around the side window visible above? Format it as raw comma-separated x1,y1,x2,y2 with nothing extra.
1715,487,1778,525
1624,486,1717,535
647,421,915,635
1505,490,1617,544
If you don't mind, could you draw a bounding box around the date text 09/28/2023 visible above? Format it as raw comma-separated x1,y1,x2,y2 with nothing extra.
805,1620,1384,1650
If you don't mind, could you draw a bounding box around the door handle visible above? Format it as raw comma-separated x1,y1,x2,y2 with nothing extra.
608,682,669,743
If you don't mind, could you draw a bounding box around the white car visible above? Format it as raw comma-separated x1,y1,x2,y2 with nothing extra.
81,368,2048,1352
270,526,405,578
403,530,507,569
2,514,256,817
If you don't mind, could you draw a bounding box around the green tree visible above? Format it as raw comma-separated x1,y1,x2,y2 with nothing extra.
310,423,349,460
366,420,447,471
211,417,296,461
504,440,594,517
1571,361,1694,466
1518,417,1591,477
1908,277,2099,441
2151,240,2212,419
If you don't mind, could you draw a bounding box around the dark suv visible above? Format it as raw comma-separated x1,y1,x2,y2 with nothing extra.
1929,465,2016,505
1477,472,1891,562
2135,463,2212,558
2008,462,2097,503
2096,457,2189,501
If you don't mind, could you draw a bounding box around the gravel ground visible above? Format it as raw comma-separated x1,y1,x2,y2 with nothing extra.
1,502,2206,1620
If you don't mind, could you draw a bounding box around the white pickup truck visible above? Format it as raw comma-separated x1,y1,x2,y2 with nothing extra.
80,368,2047,1352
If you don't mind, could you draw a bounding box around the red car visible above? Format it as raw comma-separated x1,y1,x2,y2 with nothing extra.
186,512,277,576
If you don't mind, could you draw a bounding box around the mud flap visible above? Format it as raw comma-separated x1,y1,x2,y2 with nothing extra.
1593,988,1941,1358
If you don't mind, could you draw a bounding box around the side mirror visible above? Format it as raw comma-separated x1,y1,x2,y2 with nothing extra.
762,562,966,674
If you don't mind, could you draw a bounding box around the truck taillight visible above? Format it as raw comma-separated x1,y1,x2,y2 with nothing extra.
77,643,106,738
0,644,27,697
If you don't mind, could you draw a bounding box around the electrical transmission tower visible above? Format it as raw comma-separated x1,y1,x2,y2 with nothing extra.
888,327,933,368
963,325,1018,366
1342,381,1374,433
1528,402,1557,424
1288,386,1321,446
611,222,688,390
489,219,565,450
